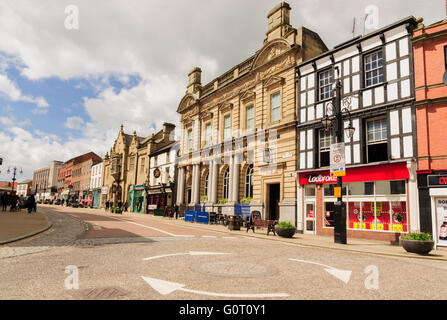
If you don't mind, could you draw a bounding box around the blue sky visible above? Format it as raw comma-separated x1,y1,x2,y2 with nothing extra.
0,0,444,182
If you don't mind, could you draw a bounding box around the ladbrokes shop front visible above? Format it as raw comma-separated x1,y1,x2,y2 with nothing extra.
297,161,420,243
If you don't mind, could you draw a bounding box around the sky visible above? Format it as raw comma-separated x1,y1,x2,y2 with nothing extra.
0,0,444,182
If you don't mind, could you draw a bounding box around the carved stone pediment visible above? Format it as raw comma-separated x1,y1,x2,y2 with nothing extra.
218,102,233,113
251,39,293,71
264,75,285,89
240,89,256,103
177,93,199,113
200,110,213,121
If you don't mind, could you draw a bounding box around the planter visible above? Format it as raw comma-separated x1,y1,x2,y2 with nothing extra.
275,227,296,238
401,239,434,255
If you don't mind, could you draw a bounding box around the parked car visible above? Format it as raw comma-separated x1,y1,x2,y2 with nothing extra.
80,199,93,208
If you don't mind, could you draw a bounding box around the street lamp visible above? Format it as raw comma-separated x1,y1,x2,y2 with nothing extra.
320,67,356,245
7,166,23,193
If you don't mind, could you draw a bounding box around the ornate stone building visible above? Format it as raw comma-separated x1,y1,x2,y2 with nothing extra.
176,2,328,221
102,123,177,212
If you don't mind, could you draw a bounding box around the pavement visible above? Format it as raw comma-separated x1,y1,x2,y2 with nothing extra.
3,204,447,261
0,208,52,245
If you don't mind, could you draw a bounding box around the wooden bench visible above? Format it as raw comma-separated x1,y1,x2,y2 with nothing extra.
246,211,277,236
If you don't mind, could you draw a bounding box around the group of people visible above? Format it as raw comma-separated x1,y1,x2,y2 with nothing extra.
104,200,129,213
0,191,36,213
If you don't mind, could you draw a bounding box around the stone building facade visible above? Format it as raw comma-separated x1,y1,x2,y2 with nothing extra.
102,123,177,212
176,2,328,221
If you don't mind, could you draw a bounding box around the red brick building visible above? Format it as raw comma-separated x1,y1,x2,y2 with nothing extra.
413,14,447,247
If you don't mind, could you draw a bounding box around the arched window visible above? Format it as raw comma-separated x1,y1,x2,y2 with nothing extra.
204,172,209,197
245,164,254,198
223,168,230,199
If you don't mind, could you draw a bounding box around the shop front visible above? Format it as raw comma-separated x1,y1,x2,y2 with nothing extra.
92,188,101,208
147,186,173,215
128,184,146,213
297,162,414,242
426,174,447,249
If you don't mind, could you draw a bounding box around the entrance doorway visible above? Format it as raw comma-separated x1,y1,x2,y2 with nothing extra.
304,201,316,234
268,184,280,220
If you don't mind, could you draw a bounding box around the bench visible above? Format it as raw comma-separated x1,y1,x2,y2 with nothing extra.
246,211,277,236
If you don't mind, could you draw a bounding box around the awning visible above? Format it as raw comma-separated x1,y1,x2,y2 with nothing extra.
299,162,410,185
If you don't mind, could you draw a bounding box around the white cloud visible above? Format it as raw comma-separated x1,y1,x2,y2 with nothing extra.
64,116,85,130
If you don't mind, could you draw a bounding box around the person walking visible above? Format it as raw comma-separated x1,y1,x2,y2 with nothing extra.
118,201,123,214
1,192,8,212
124,201,129,213
105,200,110,212
10,192,18,212
27,194,36,214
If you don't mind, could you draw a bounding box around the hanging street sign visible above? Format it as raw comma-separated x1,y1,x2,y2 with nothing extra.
330,142,346,177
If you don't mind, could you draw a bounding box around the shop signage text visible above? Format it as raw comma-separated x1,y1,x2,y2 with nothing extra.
307,174,337,184
428,175,447,188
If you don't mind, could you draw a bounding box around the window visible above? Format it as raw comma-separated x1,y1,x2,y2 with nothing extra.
187,129,193,150
224,115,231,140
271,93,281,122
223,168,230,199
245,164,253,198
205,123,212,146
366,117,388,163
318,69,333,101
129,157,135,171
319,129,333,167
364,50,384,87
246,106,254,130
140,158,145,173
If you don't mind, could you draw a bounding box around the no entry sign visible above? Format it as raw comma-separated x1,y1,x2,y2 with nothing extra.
330,142,346,177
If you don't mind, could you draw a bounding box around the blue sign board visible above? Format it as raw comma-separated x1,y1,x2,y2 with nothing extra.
234,204,250,222
184,211,196,222
196,212,209,224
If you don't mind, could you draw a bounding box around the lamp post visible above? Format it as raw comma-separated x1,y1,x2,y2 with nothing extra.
321,68,356,244
7,166,23,193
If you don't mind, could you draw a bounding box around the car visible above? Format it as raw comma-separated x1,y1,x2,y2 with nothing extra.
79,199,93,208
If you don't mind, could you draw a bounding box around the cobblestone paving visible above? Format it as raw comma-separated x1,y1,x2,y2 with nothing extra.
0,209,87,259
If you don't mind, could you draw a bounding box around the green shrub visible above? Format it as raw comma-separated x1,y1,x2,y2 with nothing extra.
276,221,296,229
401,232,433,241
217,198,228,204
240,197,253,204
200,195,208,202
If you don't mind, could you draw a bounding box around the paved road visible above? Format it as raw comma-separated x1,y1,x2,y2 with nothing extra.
0,206,446,300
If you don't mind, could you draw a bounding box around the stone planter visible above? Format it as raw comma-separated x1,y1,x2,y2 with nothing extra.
401,239,434,255
275,227,296,238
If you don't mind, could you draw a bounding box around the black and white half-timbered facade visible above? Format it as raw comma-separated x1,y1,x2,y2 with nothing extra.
295,17,420,241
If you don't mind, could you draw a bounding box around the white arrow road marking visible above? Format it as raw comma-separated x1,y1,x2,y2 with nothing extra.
289,259,352,284
126,221,194,237
142,276,289,298
143,251,229,261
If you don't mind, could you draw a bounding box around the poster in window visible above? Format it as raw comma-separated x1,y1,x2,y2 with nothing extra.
375,201,390,231
436,198,447,246
361,202,376,230
348,202,362,229
390,201,407,232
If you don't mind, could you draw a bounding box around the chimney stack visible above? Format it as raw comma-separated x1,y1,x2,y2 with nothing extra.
265,2,292,42
187,67,202,95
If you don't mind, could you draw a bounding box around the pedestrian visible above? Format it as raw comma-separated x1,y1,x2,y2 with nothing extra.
124,201,129,212
174,204,179,219
19,195,25,211
118,201,123,214
1,192,8,212
105,200,110,212
10,192,18,212
27,194,36,214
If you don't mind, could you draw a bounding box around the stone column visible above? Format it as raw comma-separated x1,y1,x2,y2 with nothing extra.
176,167,185,205
231,160,240,203
207,163,213,201
228,156,234,202
192,163,201,204
211,161,218,203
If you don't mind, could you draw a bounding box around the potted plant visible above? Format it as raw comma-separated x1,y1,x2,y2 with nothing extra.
400,232,434,255
200,195,208,203
275,221,296,238
240,197,252,205
217,198,228,204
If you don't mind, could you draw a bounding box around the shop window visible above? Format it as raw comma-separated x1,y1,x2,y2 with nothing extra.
348,182,373,196
318,69,333,101
364,50,384,87
304,185,316,197
390,180,406,195
324,184,346,197
366,117,388,163
323,202,335,228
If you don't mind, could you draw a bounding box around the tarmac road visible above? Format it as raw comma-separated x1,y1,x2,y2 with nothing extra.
0,205,446,300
